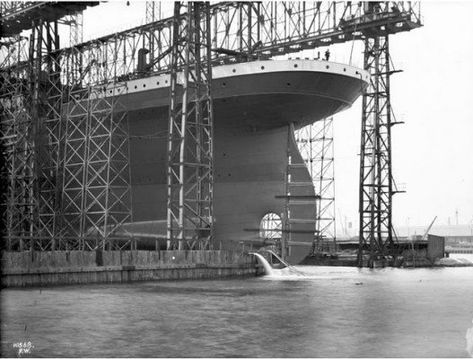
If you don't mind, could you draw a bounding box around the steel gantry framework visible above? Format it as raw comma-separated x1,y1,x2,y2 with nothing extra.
4,2,421,87
0,14,73,251
166,2,214,250
59,54,132,251
145,1,161,68
1,2,422,254
0,36,35,250
64,12,83,47
0,1,134,251
146,1,162,24
296,117,337,254
357,33,402,266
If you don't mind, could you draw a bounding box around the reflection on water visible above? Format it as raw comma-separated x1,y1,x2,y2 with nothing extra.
1,266,473,357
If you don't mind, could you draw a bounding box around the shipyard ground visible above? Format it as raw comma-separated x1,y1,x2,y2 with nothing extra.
301,250,473,268
3,247,471,288
1,250,258,288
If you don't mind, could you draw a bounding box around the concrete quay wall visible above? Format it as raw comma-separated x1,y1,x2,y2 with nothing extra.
1,250,258,287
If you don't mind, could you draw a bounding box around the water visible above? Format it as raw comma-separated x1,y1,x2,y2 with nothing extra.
1,265,473,358
250,252,274,274
250,251,308,277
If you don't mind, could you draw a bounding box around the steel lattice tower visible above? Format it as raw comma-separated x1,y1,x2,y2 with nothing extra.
358,35,397,267
32,19,64,250
296,118,337,254
166,2,214,250
0,35,35,251
0,17,64,251
146,1,161,24
145,1,161,68
69,12,83,46
59,44,133,251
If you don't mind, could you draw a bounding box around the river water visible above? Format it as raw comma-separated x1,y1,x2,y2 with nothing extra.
1,261,473,358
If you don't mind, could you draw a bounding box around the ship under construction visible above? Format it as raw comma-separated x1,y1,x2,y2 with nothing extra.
97,59,368,264
0,2,422,269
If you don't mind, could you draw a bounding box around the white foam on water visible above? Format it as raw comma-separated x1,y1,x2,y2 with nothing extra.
261,266,362,281
249,252,307,279
263,265,308,280
467,319,473,358
250,253,366,281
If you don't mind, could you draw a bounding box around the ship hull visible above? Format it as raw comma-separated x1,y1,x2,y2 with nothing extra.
102,60,368,264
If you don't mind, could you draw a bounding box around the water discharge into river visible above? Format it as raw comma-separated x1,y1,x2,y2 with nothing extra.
250,251,307,278
1,263,473,357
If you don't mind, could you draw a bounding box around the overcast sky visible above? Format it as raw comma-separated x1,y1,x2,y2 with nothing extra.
333,1,473,235
81,1,473,235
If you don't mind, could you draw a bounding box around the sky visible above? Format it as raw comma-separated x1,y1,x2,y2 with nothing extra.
333,1,473,235
79,1,473,236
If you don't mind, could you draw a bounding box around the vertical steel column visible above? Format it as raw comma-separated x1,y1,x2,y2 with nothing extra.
282,123,293,260
60,79,89,249
69,12,83,46
146,1,161,24
36,20,64,250
13,19,63,251
316,117,336,253
296,117,337,254
167,2,214,250
0,36,31,250
28,19,77,251
145,1,161,68
358,35,394,267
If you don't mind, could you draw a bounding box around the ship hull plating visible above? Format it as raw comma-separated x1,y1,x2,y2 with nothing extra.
110,60,368,264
